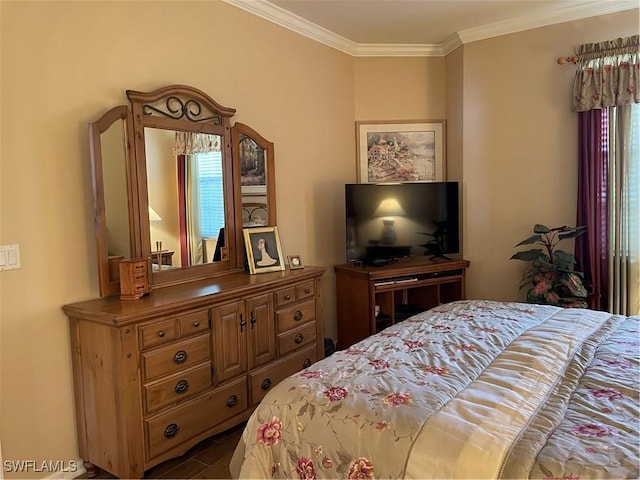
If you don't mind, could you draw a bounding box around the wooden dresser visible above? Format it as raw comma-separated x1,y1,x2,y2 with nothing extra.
62,267,325,479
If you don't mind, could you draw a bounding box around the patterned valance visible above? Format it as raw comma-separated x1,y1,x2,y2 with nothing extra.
173,132,221,155
572,35,639,112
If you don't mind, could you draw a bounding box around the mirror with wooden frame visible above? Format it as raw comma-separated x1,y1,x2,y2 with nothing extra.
88,85,278,295
232,122,276,228
89,105,139,297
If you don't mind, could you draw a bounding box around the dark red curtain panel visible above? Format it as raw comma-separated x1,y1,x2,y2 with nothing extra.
575,109,609,311
177,154,189,266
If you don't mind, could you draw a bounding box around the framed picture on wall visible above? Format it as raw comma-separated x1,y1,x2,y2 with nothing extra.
243,226,285,274
356,120,446,183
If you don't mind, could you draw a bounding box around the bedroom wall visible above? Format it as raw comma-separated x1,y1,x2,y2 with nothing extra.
1,1,637,477
354,57,447,121
460,10,639,302
0,1,354,477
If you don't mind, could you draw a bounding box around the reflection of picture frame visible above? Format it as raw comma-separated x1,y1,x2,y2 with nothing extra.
287,255,304,270
239,135,267,187
356,120,446,183
243,226,285,274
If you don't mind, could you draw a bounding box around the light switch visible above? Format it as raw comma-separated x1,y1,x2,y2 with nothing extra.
0,244,20,271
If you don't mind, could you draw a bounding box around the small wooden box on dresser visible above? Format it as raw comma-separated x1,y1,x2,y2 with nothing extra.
335,257,469,349
62,267,325,479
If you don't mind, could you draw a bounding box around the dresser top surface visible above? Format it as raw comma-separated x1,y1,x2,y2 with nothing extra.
63,266,325,325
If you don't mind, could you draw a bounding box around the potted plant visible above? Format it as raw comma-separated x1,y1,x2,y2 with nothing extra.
510,224,588,308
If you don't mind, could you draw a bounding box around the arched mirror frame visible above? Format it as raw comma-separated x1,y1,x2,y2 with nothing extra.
127,85,244,286
90,85,278,295
231,122,277,228
89,105,139,297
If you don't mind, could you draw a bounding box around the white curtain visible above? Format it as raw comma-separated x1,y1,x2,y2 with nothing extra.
608,104,639,315
185,154,203,265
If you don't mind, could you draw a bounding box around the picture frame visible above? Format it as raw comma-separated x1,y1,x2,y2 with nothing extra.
287,255,304,270
243,226,285,274
356,120,446,183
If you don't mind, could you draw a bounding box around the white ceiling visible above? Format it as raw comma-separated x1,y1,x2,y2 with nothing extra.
223,0,639,56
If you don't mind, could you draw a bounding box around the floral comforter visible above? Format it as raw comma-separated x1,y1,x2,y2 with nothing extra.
230,300,639,479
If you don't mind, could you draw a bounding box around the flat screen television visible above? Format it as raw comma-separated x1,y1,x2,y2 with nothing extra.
345,182,459,265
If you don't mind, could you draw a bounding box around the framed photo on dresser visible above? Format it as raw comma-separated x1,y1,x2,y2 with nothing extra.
243,226,285,274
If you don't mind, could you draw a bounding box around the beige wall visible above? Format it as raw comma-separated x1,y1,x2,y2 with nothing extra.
0,1,637,477
461,12,639,302
0,1,354,477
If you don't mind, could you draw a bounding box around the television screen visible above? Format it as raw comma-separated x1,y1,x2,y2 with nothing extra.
345,182,459,264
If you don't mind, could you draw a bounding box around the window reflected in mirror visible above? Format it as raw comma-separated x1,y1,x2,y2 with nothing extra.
145,128,227,270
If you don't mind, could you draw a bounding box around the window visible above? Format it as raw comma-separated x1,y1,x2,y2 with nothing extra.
196,152,225,238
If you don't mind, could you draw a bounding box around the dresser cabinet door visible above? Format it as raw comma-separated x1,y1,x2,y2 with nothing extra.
211,301,247,383
247,293,276,370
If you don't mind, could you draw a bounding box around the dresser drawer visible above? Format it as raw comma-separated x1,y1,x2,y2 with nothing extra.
296,281,315,300
139,318,178,349
145,377,247,460
249,345,317,405
275,299,315,333
274,286,297,308
143,362,212,414
178,310,209,337
274,281,316,308
142,333,211,381
277,322,316,356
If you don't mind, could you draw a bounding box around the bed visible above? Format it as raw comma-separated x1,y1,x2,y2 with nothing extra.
230,300,639,479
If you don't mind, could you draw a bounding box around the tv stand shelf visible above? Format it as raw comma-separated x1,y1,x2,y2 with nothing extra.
335,257,470,349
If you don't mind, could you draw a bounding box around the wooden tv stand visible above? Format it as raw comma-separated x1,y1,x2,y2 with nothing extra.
335,257,470,349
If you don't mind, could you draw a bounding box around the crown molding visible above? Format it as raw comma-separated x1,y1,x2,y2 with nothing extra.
456,0,640,45
354,43,444,58
222,0,359,55
223,0,639,58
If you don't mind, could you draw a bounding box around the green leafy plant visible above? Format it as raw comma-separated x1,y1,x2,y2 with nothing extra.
510,224,588,308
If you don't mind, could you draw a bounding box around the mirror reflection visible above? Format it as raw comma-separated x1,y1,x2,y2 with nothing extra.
145,128,227,270
90,86,278,295
239,134,268,227
102,118,131,282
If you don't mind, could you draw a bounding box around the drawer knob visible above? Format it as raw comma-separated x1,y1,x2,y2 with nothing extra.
285,294,291,300
157,330,166,338
294,310,303,321
304,288,311,294
226,394,238,408
303,358,312,368
174,380,189,394
295,333,304,344
164,423,179,438
261,378,272,390
173,350,188,364
193,321,201,327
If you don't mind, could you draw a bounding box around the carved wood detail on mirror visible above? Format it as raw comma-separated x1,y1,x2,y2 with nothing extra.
89,85,277,296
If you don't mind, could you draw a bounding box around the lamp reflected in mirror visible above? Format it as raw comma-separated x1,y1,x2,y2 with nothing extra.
148,206,162,222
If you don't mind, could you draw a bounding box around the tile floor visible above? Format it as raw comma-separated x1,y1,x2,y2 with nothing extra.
76,423,244,479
